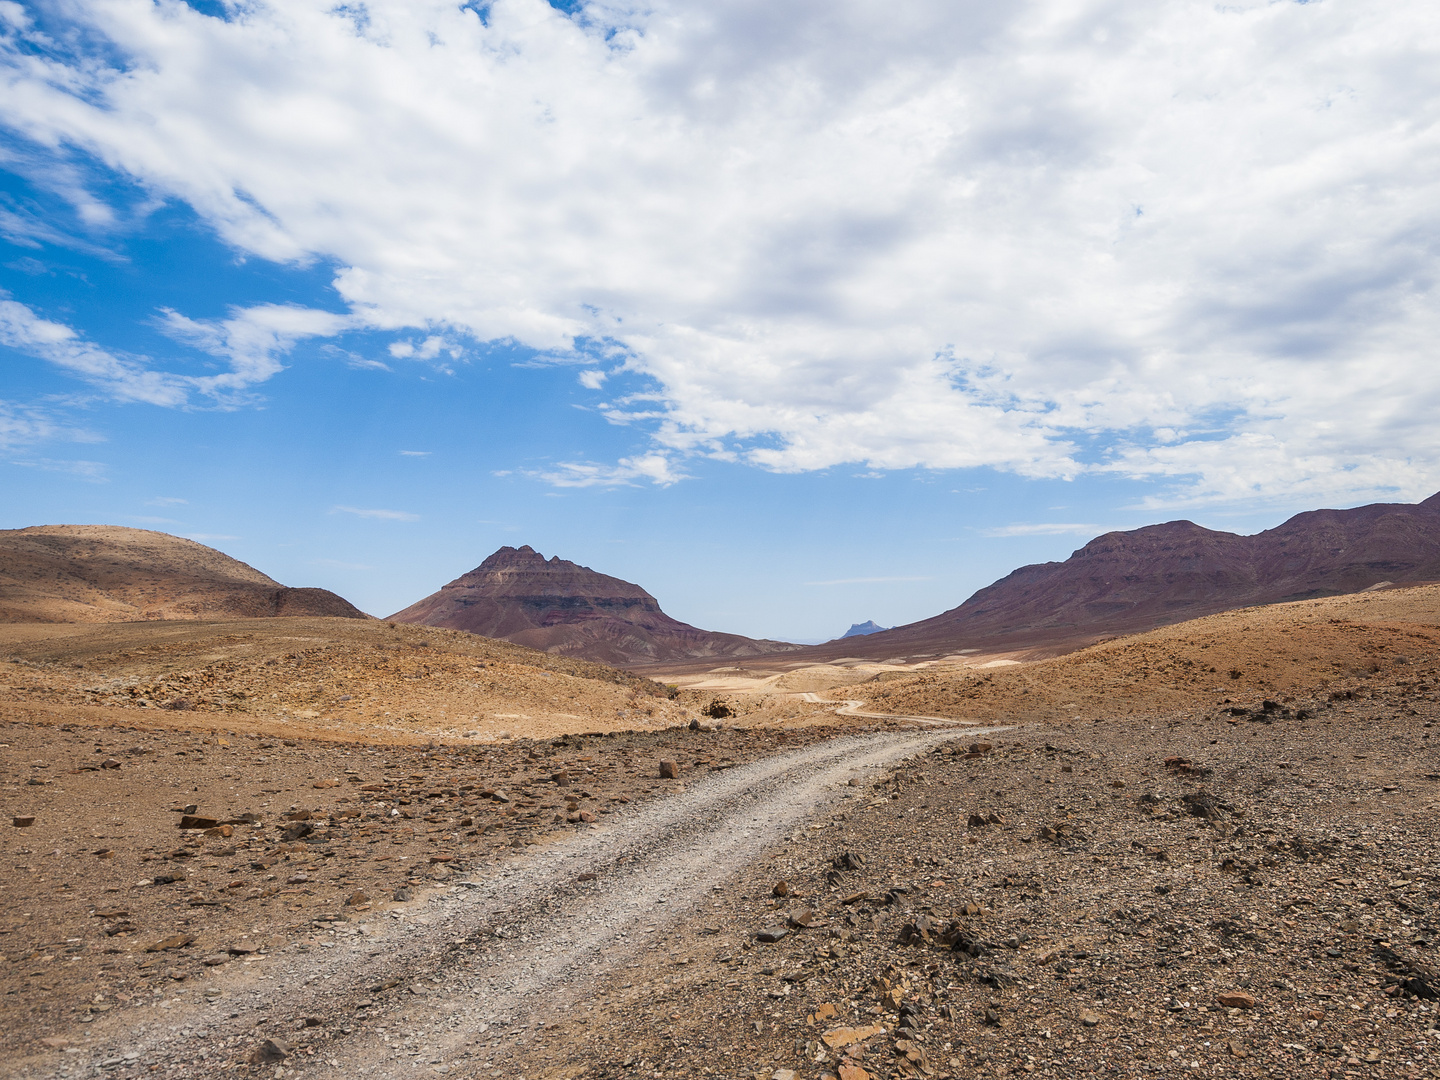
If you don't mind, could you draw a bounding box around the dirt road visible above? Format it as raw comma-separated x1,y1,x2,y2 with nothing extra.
799,694,962,727
48,724,1007,1080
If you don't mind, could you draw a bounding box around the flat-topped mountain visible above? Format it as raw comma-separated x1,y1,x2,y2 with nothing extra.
0,525,368,623
816,490,1440,659
643,490,1440,674
388,545,800,667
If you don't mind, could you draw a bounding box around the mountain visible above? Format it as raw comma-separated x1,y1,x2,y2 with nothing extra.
720,490,1440,667
840,620,889,638
388,545,801,667
0,525,369,623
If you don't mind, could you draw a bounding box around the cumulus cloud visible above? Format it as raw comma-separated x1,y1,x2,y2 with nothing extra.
2,0,1439,502
157,304,352,398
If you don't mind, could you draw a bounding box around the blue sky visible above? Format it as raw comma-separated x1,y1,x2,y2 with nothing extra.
3,0,1439,642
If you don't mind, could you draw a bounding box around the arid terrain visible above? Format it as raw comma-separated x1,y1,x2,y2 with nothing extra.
0,527,366,625
2,586,1439,1080
648,490,1440,674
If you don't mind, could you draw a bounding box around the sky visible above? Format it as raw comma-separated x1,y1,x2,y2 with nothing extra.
2,0,1439,643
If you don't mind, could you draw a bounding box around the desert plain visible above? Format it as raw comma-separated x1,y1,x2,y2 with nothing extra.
2,586,1439,1080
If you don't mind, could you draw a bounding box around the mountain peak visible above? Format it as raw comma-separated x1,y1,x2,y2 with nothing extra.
391,546,798,667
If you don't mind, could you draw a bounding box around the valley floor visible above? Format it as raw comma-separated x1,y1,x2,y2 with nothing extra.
2,592,1440,1080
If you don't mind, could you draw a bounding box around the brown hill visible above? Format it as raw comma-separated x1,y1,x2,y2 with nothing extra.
0,525,368,623
389,545,800,667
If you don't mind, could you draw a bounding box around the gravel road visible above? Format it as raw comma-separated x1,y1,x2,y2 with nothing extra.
59,723,1008,1080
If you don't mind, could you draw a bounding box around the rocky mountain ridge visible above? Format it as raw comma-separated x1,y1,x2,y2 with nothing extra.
789,489,1440,661
388,545,801,667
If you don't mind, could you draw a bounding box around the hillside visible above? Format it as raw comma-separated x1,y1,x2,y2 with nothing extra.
708,489,1440,669
388,545,801,667
0,525,368,623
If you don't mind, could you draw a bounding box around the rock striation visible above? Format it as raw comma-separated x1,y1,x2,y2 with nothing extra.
0,525,368,623
388,545,800,667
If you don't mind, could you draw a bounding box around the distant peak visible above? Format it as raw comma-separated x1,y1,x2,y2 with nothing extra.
841,620,889,638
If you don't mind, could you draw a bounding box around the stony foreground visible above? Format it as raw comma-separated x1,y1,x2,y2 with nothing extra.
2,590,1438,1080
5,673,1439,1080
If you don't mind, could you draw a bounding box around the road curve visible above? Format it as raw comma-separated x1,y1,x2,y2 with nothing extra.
798,692,973,727
61,724,1010,1080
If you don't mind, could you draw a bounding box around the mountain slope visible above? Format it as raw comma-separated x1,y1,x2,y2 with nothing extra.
388,545,799,667
0,525,369,623
829,490,1440,659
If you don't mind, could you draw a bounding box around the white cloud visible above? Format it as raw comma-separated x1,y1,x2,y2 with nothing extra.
526,452,686,488
331,505,420,521
0,399,64,450
2,0,1440,502
1,294,188,405
399,449,431,456
1,291,346,407
10,457,108,481
158,303,352,397
145,496,188,506
981,523,1104,538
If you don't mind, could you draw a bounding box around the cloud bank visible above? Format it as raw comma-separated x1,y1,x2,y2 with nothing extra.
2,0,1439,503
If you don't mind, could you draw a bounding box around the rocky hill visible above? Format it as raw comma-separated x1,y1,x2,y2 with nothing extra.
749,490,1440,665
388,545,800,667
0,525,368,623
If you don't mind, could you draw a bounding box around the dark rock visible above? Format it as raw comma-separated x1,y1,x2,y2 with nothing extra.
144,934,194,952
249,1039,289,1064
756,926,789,943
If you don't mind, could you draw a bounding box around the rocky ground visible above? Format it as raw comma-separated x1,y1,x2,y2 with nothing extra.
0,717,863,1064
543,694,1440,1080
2,588,1439,1080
